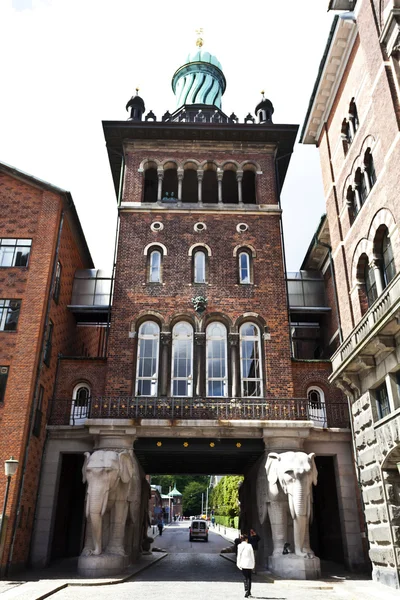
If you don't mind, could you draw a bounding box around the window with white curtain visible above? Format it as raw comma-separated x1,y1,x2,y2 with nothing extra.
70,383,91,425
171,322,193,397
149,250,161,282
135,321,160,396
194,251,206,283
240,323,263,397
206,322,228,397
239,252,251,284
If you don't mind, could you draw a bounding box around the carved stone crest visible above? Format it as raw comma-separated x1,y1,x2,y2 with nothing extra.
191,296,207,314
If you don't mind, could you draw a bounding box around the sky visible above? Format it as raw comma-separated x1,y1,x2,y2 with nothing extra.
0,0,335,272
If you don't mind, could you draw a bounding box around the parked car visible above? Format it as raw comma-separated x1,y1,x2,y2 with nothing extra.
189,519,208,542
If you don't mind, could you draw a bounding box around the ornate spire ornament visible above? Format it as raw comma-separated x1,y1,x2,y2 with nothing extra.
196,28,204,48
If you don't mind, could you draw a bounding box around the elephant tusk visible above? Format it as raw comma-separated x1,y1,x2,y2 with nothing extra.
101,489,109,516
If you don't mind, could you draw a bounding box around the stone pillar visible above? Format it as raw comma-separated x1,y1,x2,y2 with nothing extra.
237,170,243,206
217,169,223,204
160,332,171,397
363,170,371,195
194,333,206,397
229,333,240,397
197,170,203,205
354,187,362,213
370,258,384,296
177,168,184,204
157,167,164,202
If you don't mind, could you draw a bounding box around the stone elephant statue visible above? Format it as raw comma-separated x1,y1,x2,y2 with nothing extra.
81,449,140,557
257,451,318,558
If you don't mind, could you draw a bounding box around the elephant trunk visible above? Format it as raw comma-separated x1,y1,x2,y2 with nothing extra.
290,478,308,519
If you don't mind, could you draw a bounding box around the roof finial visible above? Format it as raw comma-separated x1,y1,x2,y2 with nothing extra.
136,87,140,95
195,28,204,48
261,90,265,100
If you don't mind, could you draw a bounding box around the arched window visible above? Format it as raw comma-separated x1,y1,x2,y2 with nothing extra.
222,169,238,204
194,250,206,283
144,167,158,203
206,322,228,397
162,167,178,199
341,118,352,151
239,252,251,284
364,261,378,306
149,250,162,282
70,384,91,425
182,168,198,203
364,149,376,189
135,321,160,397
346,186,357,223
171,322,193,397
202,166,218,204
240,323,263,397
242,170,256,204
349,98,359,135
355,167,367,207
307,386,327,427
382,230,395,287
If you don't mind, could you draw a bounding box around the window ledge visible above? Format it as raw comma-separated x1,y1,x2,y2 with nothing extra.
374,405,400,429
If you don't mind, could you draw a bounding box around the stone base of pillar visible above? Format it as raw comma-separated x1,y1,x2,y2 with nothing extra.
268,554,321,580
78,553,131,578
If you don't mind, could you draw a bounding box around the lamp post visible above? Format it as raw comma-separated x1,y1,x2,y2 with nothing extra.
0,457,19,562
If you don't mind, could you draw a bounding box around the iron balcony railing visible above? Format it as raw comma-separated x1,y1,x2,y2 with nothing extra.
50,396,350,428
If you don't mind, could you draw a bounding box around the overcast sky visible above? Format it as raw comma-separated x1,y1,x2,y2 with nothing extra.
1,0,334,271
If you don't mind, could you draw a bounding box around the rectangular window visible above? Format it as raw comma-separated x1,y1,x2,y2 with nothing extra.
0,239,32,267
0,299,21,331
0,366,9,403
376,383,391,419
43,321,54,366
53,261,62,303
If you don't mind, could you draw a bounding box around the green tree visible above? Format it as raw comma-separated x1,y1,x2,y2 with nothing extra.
210,475,243,517
182,480,208,516
150,475,208,495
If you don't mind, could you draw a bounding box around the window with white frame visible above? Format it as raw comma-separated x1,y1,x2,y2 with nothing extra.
194,250,206,283
376,382,391,419
206,322,228,397
382,229,396,287
0,239,32,267
0,299,21,331
239,252,251,284
240,323,263,397
135,321,160,396
171,322,193,397
307,386,327,427
70,383,91,425
149,250,162,283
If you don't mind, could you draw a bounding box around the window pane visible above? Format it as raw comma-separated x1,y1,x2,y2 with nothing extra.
136,321,159,396
239,253,250,283
240,322,263,397
150,251,161,282
194,252,206,283
0,239,31,267
206,323,227,397
171,322,193,397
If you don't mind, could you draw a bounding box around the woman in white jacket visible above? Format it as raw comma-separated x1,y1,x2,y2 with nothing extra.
236,534,255,598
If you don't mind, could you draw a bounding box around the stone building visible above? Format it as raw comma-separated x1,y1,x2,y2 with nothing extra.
1,34,368,579
301,0,400,589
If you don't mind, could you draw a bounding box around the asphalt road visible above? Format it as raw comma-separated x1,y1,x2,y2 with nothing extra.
153,520,231,554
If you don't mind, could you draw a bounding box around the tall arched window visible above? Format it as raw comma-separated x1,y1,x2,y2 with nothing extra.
239,252,251,284
242,170,256,204
222,169,238,204
307,386,327,427
194,250,206,283
355,167,367,206
144,167,158,203
206,322,228,397
364,149,376,189
240,323,263,397
149,250,161,282
382,230,395,287
171,322,193,397
135,321,160,397
364,262,378,306
349,98,359,135
70,384,91,425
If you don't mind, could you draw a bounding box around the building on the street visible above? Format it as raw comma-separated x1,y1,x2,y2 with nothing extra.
0,31,369,580
301,0,400,589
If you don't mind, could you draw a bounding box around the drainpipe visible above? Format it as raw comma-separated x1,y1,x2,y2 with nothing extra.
314,239,343,344
6,210,65,575
274,150,294,357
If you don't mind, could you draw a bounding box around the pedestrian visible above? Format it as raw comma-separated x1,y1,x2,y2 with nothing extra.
236,533,255,598
157,517,164,536
211,515,215,527
248,528,260,574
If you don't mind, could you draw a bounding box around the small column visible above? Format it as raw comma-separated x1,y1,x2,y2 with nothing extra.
197,170,203,205
217,169,223,204
237,170,243,206
157,167,164,202
255,171,261,204
229,333,240,398
370,258,384,296
354,187,362,213
160,332,171,396
194,333,206,397
363,170,371,195
178,169,184,204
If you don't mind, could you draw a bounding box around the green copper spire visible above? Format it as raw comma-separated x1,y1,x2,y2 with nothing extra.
172,31,226,109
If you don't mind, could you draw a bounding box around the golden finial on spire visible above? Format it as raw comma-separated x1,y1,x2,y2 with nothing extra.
136,87,140,95
195,28,204,48
261,90,265,99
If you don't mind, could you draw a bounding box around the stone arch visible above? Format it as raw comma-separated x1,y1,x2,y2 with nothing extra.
368,208,397,246
233,244,256,257
183,159,200,170
235,313,267,331
203,313,234,332
220,160,239,171
188,243,212,256
161,159,179,170
201,160,218,171
169,313,196,330
130,311,165,333
138,158,160,172
143,242,168,256
241,160,261,173
351,238,372,283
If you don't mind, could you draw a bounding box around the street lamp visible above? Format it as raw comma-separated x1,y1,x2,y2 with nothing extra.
0,457,19,557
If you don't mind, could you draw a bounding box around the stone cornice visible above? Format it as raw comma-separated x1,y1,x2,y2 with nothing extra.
300,16,357,145
119,203,281,215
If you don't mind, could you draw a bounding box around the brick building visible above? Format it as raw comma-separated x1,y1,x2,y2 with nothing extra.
1,34,368,578
0,162,103,573
301,0,400,589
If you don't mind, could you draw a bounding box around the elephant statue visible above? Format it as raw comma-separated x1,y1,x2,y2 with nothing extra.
81,449,140,557
257,451,318,558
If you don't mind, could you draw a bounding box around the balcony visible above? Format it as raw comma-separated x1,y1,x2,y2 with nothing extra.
287,271,328,310
49,396,349,428
68,269,113,324
331,271,400,383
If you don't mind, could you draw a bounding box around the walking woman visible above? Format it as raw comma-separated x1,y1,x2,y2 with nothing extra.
236,534,255,598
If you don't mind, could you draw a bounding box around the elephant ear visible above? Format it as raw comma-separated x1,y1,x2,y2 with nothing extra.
266,453,280,485
256,455,268,524
82,451,91,484
309,453,318,486
119,450,134,483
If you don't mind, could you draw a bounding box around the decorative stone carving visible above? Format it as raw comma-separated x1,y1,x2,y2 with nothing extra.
160,332,172,345
257,451,318,559
191,296,207,314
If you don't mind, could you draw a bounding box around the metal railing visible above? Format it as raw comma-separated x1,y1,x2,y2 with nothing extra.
50,396,349,428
